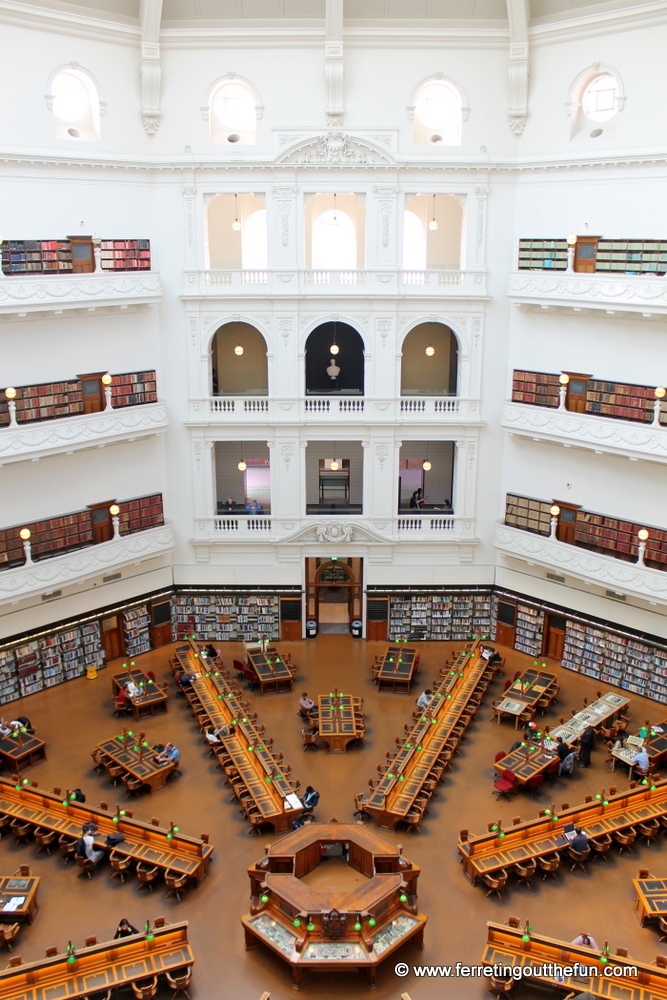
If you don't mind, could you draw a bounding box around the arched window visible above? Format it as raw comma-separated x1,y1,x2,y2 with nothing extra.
205,193,266,269
312,210,356,270
48,67,100,141
404,195,464,271
413,79,462,146
582,74,620,123
241,210,268,270
305,322,364,396
211,322,268,396
208,79,257,145
403,211,426,271
566,65,624,138
400,323,459,397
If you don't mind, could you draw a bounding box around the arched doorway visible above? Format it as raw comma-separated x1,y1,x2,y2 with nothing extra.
305,322,364,395
400,322,458,396
210,321,268,396
306,558,363,633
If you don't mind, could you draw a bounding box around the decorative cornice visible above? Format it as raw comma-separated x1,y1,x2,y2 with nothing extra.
0,402,169,466
502,402,667,465
0,524,174,604
508,271,667,315
494,523,667,606
0,272,162,317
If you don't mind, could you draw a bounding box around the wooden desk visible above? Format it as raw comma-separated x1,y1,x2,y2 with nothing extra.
0,733,46,773
362,641,488,830
247,647,294,695
0,779,213,883
111,668,167,720
611,719,667,775
495,668,558,727
634,877,667,926
95,735,176,793
173,641,302,833
0,875,39,923
318,694,362,754
0,920,193,1000
376,646,418,694
482,920,667,1000
459,778,667,885
494,691,631,786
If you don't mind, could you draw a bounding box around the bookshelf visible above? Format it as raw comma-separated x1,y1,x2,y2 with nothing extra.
387,591,493,641
504,494,552,536
2,238,150,276
512,369,667,426
561,620,667,702
0,370,157,428
171,593,281,643
518,239,568,270
0,621,104,705
514,604,545,656
117,494,164,536
511,371,560,408
123,606,151,657
0,648,20,704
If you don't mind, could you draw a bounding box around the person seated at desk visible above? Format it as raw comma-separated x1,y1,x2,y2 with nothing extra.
155,742,180,765
125,680,142,700
630,746,650,772
205,725,231,744
572,932,598,949
555,736,571,761
114,919,139,939
221,497,236,512
0,719,21,738
416,689,433,711
177,670,197,690
78,830,105,865
302,786,320,811
245,499,263,512
299,692,317,717
570,827,589,853
203,644,219,660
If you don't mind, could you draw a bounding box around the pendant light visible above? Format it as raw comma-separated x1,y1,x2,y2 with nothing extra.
330,443,339,472
232,193,242,232
331,192,340,226
422,442,432,472
330,320,339,356
428,193,438,231
238,441,247,472
425,344,435,357
234,344,244,356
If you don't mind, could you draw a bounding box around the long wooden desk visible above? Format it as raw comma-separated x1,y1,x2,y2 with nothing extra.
95,734,176,793
360,640,488,830
0,732,46,774
174,640,302,832
0,874,39,923
482,920,667,1000
495,667,558,727
459,778,667,885
0,779,213,883
634,876,667,926
494,691,631,785
611,718,667,775
317,693,362,754
376,646,418,694
0,920,193,1000
246,646,294,695
111,667,168,720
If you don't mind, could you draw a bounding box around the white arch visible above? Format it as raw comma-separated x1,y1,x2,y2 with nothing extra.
565,63,625,119
203,315,272,356
397,317,467,358
407,74,469,123
299,317,367,355
44,63,105,116
201,74,264,122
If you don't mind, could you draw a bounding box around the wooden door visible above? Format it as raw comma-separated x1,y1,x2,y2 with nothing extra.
495,601,516,647
574,236,598,273
280,620,301,641
101,615,124,661
69,237,94,274
366,620,388,642
151,601,172,648
543,613,566,660
555,504,579,545
79,373,105,414
565,373,590,414
89,503,113,544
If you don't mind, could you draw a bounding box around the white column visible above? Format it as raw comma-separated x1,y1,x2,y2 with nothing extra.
269,186,298,269
370,185,399,269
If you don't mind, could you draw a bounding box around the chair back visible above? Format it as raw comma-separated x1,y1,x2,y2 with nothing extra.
502,769,515,784
494,751,506,763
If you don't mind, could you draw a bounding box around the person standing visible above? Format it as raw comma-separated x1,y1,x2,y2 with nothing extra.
578,726,595,767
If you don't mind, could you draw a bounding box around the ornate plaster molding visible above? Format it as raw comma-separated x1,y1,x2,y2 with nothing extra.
0,402,169,466
0,272,162,316
508,271,667,315
277,133,394,165
495,523,667,605
502,402,667,464
0,524,174,603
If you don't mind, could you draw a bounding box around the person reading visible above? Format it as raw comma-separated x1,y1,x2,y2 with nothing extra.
155,742,180,764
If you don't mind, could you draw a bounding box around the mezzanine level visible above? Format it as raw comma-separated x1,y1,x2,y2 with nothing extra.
189,396,482,425
508,271,667,317
0,271,161,318
183,269,487,299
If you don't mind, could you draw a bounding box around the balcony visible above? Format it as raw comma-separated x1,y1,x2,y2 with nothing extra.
494,522,667,606
183,269,488,299
188,396,482,425
0,271,162,317
0,401,169,466
0,522,174,603
507,271,667,317
502,401,667,465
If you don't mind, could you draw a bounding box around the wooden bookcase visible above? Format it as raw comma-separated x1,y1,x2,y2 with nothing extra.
99,239,151,271
511,371,560,407
382,589,493,641
511,370,666,426
110,371,157,407
517,239,568,270
123,605,151,657
504,494,552,536
2,238,150,276
0,370,157,427
171,591,283,643
117,494,164,535
517,237,667,276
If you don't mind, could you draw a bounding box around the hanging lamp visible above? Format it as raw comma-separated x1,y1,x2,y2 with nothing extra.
331,192,340,226
330,320,339,356
330,442,339,472
422,442,432,472
232,193,242,231
428,193,438,231
238,441,247,472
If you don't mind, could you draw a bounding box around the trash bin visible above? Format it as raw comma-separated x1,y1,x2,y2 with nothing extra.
351,619,363,638
306,620,318,638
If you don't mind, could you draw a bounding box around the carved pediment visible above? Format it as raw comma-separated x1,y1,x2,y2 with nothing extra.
279,520,390,545
277,132,394,166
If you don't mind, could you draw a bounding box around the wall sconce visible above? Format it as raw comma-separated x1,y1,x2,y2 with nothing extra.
549,504,560,539
558,373,570,410
19,527,32,564
234,344,244,356
109,503,121,539
101,372,113,410
5,386,17,427
637,528,649,565
652,385,666,426
428,194,438,231
232,193,242,232
566,233,577,272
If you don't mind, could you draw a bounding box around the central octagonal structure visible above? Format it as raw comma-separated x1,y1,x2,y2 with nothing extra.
242,822,427,988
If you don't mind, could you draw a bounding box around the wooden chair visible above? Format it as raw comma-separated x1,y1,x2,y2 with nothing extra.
484,868,508,900
537,852,560,880
615,827,637,854
113,698,132,717
568,846,590,872
76,854,104,879
10,819,33,846
301,730,318,751
13,865,30,878
0,924,20,951
7,956,23,968
85,936,98,947
488,976,514,996
110,849,133,883
655,956,667,969
513,858,536,889
106,764,124,786
122,773,147,798
58,834,77,865
353,793,371,818
590,833,613,862
658,917,667,942
638,819,661,846
34,827,57,854
507,916,521,928
45,947,59,957
136,862,160,891
131,977,159,999
165,869,189,902
166,966,193,999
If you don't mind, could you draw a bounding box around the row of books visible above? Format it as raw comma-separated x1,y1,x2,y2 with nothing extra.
171,593,281,641
562,620,667,703
0,622,105,703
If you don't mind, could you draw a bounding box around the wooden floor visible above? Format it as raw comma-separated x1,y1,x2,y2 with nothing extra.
1,634,666,999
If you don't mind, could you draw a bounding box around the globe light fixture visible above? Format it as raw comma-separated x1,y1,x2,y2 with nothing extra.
19,528,31,541
5,387,17,400
425,345,435,356
234,344,244,356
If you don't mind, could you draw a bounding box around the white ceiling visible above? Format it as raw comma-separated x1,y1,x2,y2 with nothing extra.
20,0,657,27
